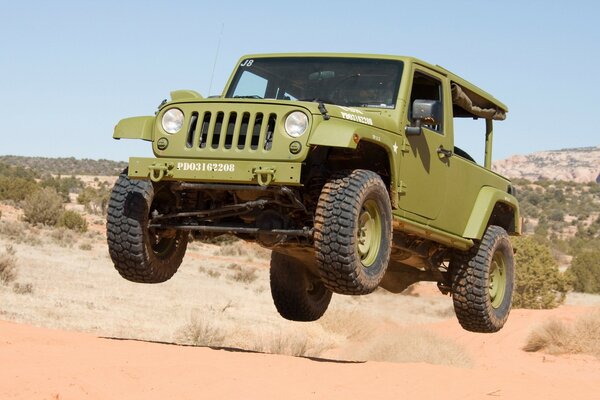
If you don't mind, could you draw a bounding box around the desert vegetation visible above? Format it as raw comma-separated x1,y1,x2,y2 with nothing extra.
0,244,34,296
568,250,600,294
524,309,600,358
0,245,17,285
0,155,469,364
511,236,571,309
0,155,599,363
514,178,600,296
0,161,107,234
0,213,469,363
0,155,126,176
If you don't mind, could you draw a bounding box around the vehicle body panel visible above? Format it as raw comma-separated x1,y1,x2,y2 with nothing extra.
114,52,518,248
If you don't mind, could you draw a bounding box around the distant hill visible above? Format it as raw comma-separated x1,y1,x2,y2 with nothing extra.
2,146,599,182
0,155,127,176
493,146,600,183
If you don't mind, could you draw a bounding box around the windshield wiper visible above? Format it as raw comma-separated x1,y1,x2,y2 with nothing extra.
233,95,263,99
318,101,330,120
300,98,332,120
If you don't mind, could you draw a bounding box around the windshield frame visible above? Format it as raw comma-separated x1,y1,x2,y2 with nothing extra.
224,56,404,110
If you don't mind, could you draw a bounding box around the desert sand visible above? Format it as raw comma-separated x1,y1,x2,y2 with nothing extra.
2,307,599,399
1,200,599,399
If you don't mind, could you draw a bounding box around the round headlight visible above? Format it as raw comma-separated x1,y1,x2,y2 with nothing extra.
161,108,184,134
284,111,308,138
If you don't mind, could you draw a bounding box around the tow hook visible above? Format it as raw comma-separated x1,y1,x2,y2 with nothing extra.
148,163,174,182
253,167,276,186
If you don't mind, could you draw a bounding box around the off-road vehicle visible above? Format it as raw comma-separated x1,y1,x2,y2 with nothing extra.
108,53,520,333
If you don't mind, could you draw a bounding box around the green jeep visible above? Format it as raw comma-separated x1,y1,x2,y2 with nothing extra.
108,53,520,333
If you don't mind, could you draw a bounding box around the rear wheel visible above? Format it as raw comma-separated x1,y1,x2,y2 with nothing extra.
314,170,392,295
451,225,514,333
106,169,188,283
270,252,332,321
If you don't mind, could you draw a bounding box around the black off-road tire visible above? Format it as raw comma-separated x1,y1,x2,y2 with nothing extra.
451,225,514,333
314,169,392,295
106,169,188,283
270,252,332,321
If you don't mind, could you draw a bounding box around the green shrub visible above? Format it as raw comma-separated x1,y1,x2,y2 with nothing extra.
57,210,88,233
40,175,84,202
77,186,111,214
511,236,571,309
22,187,64,226
0,176,40,202
0,162,39,180
548,209,565,222
568,250,600,294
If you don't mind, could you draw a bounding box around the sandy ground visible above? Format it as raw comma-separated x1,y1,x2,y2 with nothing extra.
2,307,599,400
1,202,600,399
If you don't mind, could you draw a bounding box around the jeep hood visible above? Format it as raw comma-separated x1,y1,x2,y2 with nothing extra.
163,97,399,132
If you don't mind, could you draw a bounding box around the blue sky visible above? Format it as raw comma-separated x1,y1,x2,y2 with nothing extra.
1,0,599,162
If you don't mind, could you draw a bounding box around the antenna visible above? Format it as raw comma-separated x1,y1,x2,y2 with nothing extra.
208,23,224,96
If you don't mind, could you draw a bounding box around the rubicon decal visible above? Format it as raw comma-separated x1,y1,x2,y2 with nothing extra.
337,106,373,126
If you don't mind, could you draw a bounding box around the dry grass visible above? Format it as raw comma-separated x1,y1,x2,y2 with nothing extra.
523,309,600,358
50,228,77,248
346,328,472,367
0,220,41,246
0,245,18,285
13,282,33,295
318,308,375,341
0,204,466,366
175,314,228,347
198,266,221,279
257,330,334,358
224,262,258,283
215,241,270,261
174,314,332,358
215,242,246,257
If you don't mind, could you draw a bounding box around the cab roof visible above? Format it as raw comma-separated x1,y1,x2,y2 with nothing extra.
239,53,508,120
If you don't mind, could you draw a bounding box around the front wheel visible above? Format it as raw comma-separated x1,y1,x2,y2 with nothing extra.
106,169,188,283
314,170,392,295
451,225,515,333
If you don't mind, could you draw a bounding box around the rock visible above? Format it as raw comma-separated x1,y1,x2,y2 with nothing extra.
493,146,600,183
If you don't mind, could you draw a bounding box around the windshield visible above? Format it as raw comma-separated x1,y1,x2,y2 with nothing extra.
225,57,404,109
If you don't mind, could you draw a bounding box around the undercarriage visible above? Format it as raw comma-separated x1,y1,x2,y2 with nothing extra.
147,180,453,294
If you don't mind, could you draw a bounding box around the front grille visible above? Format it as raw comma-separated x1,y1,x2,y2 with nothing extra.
186,111,277,151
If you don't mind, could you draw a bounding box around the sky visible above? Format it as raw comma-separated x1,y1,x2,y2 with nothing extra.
1,0,599,162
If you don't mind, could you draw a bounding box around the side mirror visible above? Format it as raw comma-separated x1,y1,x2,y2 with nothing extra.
405,99,443,135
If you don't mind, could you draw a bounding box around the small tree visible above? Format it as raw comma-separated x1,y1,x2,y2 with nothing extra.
57,210,88,233
77,186,110,215
511,236,571,309
569,250,600,294
22,187,63,226
0,176,40,202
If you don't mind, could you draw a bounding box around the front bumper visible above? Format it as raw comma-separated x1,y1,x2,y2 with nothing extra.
128,157,302,186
